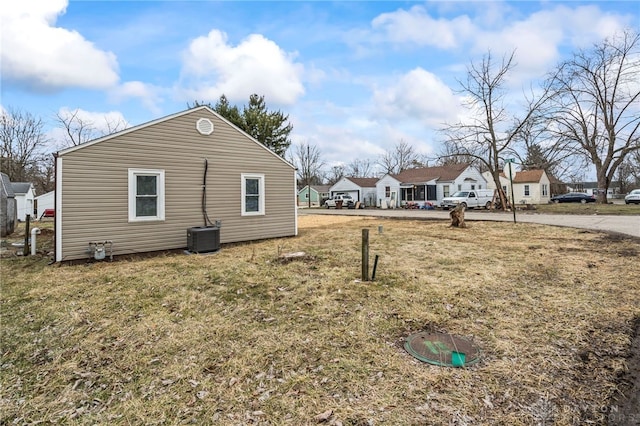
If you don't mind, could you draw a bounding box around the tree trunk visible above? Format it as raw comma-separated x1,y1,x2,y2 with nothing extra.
596,172,609,204
449,204,467,228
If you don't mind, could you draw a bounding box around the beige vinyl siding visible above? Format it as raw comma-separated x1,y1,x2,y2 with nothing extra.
58,109,296,261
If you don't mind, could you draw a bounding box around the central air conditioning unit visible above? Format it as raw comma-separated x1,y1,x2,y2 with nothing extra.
187,225,220,253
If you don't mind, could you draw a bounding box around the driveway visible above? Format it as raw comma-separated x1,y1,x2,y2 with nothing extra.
299,208,640,238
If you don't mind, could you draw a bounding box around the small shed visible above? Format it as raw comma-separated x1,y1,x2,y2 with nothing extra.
35,191,55,218
55,106,298,262
11,182,36,221
1,173,17,237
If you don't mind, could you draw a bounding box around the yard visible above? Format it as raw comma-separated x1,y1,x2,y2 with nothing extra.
1,215,639,425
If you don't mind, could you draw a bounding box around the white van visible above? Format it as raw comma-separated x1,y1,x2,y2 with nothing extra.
441,189,494,209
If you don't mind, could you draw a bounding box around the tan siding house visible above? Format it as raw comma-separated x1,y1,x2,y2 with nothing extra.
482,169,551,205
55,107,297,262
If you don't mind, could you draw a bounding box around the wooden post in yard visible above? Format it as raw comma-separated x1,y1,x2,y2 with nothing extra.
23,215,30,256
362,229,369,281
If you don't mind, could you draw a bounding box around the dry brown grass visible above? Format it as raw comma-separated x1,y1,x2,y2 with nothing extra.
526,201,640,215
1,215,639,425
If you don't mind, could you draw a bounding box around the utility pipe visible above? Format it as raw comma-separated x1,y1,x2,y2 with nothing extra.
31,227,41,256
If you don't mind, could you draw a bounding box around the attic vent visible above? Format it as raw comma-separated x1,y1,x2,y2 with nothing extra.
196,118,214,135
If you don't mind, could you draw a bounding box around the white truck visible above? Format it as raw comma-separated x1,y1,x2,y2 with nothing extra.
324,194,355,209
440,189,495,210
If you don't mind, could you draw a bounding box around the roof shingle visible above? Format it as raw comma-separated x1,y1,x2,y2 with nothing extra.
393,164,470,184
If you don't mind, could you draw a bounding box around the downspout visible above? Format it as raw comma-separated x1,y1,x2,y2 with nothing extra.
202,158,215,227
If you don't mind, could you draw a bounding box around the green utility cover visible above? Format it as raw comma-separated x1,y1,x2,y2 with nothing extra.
404,331,480,367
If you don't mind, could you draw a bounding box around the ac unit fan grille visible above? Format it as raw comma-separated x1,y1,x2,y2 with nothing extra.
187,226,220,253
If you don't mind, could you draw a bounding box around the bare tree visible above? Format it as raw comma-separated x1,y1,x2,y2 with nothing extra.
379,140,421,174
441,50,551,209
546,30,640,203
325,164,345,186
31,154,55,194
0,108,49,183
436,143,479,168
629,150,640,187
616,153,640,193
294,142,324,208
346,158,374,178
512,114,582,184
56,109,127,147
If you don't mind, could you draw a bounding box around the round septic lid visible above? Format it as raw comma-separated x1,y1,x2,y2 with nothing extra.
404,332,480,367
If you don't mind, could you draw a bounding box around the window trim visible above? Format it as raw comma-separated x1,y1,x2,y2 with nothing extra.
128,168,165,222
241,173,265,216
524,184,530,196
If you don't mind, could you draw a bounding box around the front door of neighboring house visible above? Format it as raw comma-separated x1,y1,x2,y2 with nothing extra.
390,191,397,208
426,185,437,201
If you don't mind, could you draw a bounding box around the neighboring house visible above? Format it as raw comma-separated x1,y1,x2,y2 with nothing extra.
483,169,551,205
35,191,55,218
573,181,622,196
297,185,330,207
11,182,36,221
1,172,17,237
512,170,551,205
376,164,487,208
329,177,378,206
54,106,298,262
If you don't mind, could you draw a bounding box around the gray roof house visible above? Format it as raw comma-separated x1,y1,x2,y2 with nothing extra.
1,172,17,237
54,106,298,262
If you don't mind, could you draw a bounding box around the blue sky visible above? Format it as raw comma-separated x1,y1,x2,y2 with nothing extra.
2,1,638,172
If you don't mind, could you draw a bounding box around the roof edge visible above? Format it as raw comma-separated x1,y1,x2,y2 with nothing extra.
55,106,296,170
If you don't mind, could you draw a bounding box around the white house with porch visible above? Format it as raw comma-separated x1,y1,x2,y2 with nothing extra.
376,164,487,208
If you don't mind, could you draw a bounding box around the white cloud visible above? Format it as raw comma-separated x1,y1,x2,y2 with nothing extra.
0,0,119,91
367,4,633,85
109,82,163,115
559,5,632,47
372,5,474,49
470,5,631,84
289,98,439,172
372,68,463,127
179,30,305,105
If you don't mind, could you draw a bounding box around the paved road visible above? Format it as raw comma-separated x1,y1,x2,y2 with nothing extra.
299,208,640,238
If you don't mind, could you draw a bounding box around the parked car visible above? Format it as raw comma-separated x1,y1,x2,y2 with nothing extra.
324,194,354,208
625,189,640,204
550,192,596,203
